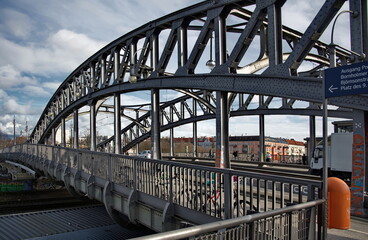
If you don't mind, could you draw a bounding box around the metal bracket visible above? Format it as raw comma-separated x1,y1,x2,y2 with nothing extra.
162,202,175,231
86,175,96,200
103,181,131,227
127,189,138,224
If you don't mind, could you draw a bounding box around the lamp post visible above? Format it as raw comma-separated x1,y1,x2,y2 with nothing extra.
206,33,216,70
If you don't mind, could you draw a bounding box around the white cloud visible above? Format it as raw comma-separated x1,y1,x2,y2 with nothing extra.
43,82,61,91
19,85,50,96
0,8,34,39
0,29,105,76
0,89,38,115
3,99,33,114
0,64,37,89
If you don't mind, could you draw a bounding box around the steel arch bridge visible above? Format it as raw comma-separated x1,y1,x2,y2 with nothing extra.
28,0,367,215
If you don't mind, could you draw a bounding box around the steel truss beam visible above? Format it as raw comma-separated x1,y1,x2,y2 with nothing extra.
30,0,366,148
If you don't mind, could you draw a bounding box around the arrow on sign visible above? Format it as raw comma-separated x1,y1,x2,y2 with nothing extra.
329,85,338,93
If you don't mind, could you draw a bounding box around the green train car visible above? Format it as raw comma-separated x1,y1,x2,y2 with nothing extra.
0,180,33,192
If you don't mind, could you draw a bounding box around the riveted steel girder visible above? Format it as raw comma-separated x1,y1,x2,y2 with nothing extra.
30,0,367,146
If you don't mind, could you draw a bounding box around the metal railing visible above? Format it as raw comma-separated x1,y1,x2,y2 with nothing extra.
0,144,322,221
130,199,324,240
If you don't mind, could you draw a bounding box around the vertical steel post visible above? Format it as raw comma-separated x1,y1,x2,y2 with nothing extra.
150,29,161,159
193,99,198,158
309,115,316,164
61,118,66,147
350,0,367,60
321,43,336,240
100,57,105,86
73,109,79,149
90,101,96,151
151,89,161,160
114,48,120,83
267,0,283,68
177,23,188,67
114,93,121,154
170,107,174,156
322,94,328,240
215,91,230,168
136,110,140,155
214,12,230,168
259,114,265,162
51,128,56,146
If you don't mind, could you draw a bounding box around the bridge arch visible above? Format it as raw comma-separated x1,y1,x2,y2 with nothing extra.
10,0,368,226
28,0,367,168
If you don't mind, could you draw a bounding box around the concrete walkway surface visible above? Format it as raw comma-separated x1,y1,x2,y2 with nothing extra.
327,216,368,240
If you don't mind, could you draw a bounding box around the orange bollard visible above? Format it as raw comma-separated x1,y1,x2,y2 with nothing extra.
328,177,350,229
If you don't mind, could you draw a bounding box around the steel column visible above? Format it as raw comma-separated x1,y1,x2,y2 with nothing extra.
259,114,265,162
151,32,159,70
267,0,284,68
259,95,265,162
214,12,229,168
215,91,230,168
90,101,97,151
51,128,55,146
114,93,122,154
177,22,188,67
350,0,366,60
151,89,161,159
214,8,227,67
309,115,316,164
170,107,174,156
136,110,140,155
61,118,66,147
73,109,79,149
193,100,198,158
150,29,161,159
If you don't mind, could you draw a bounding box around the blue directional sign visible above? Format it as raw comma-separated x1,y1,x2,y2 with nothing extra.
325,61,368,98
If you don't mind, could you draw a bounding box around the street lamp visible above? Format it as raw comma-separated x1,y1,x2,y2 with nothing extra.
329,10,358,67
206,33,216,70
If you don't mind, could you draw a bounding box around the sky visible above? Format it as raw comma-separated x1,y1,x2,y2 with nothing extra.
0,0,351,141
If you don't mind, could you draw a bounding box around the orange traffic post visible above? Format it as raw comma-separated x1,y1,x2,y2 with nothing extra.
328,177,350,229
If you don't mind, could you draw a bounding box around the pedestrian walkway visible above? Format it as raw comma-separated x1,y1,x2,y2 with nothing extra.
327,217,368,240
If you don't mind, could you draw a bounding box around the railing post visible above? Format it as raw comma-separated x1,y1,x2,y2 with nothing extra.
249,221,255,239
288,210,293,239
169,163,173,203
108,154,112,182
308,206,316,240
77,150,82,172
224,171,232,219
133,159,138,190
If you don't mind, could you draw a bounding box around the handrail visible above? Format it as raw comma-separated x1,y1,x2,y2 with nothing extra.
5,160,36,178
130,199,325,240
1,144,324,237
1,144,322,187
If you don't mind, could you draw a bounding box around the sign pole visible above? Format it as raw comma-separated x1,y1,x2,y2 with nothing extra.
322,91,328,239
322,43,338,238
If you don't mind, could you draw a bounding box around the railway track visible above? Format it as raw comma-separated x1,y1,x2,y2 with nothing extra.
171,158,321,182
